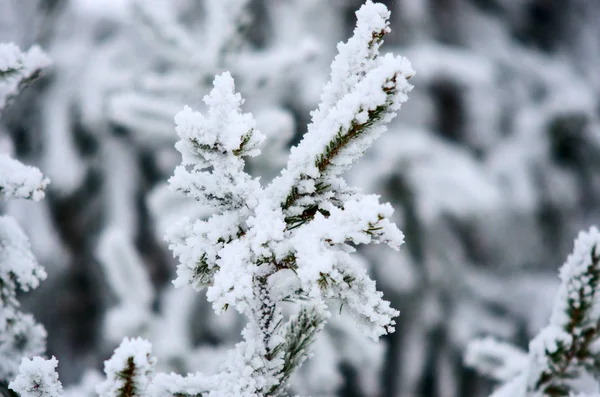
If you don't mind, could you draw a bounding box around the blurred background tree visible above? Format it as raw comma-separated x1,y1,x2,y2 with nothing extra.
1,0,599,396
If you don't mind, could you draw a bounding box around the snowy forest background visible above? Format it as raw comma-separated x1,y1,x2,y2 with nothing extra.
2,0,600,396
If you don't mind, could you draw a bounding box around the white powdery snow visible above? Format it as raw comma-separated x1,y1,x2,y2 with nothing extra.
0,42,51,385
0,215,47,295
0,154,49,202
9,356,63,397
0,42,51,111
97,337,157,397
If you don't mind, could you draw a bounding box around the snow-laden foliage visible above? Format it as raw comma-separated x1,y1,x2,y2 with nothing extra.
0,305,47,382
0,216,47,296
344,10,600,390
0,154,49,201
6,2,412,395
3,0,344,392
466,227,600,397
97,337,157,397
0,215,48,380
1,0,599,396
141,2,413,395
0,42,50,384
0,42,51,111
9,356,63,397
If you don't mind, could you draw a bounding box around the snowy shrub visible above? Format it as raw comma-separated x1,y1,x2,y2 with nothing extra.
9,356,63,397
0,42,51,387
466,227,600,397
152,1,413,394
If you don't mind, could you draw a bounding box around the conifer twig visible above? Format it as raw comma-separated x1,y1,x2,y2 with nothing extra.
466,227,600,397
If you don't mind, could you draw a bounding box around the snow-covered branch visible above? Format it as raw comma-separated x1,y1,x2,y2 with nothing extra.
97,338,157,397
467,226,600,397
157,1,413,395
9,357,63,397
0,42,51,386
0,154,49,202
0,42,51,111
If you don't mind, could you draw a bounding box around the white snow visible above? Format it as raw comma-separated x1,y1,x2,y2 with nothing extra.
97,337,157,397
0,154,49,202
0,43,51,111
9,356,63,397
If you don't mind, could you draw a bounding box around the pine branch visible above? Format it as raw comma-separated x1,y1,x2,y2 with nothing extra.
275,2,414,222
0,43,51,111
467,227,600,397
0,216,48,381
314,78,398,176
116,358,138,397
0,154,49,202
267,306,326,396
0,67,22,78
254,276,281,360
163,2,411,395
8,357,63,397
96,338,156,397
531,243,600,396
281,74,402,216
192,254,218,288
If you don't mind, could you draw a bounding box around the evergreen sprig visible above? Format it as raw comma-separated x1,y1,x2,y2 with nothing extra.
314,77,398,176
533,245,600,396
0,43,50,111
267,307,326,396
192,254,218,289
0,66,22,78
466,227,600,397
160,1,412,394
282,76,401,218
116,357,138,397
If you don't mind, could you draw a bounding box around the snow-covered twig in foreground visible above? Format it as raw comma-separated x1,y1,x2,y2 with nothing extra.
159,1,413,395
